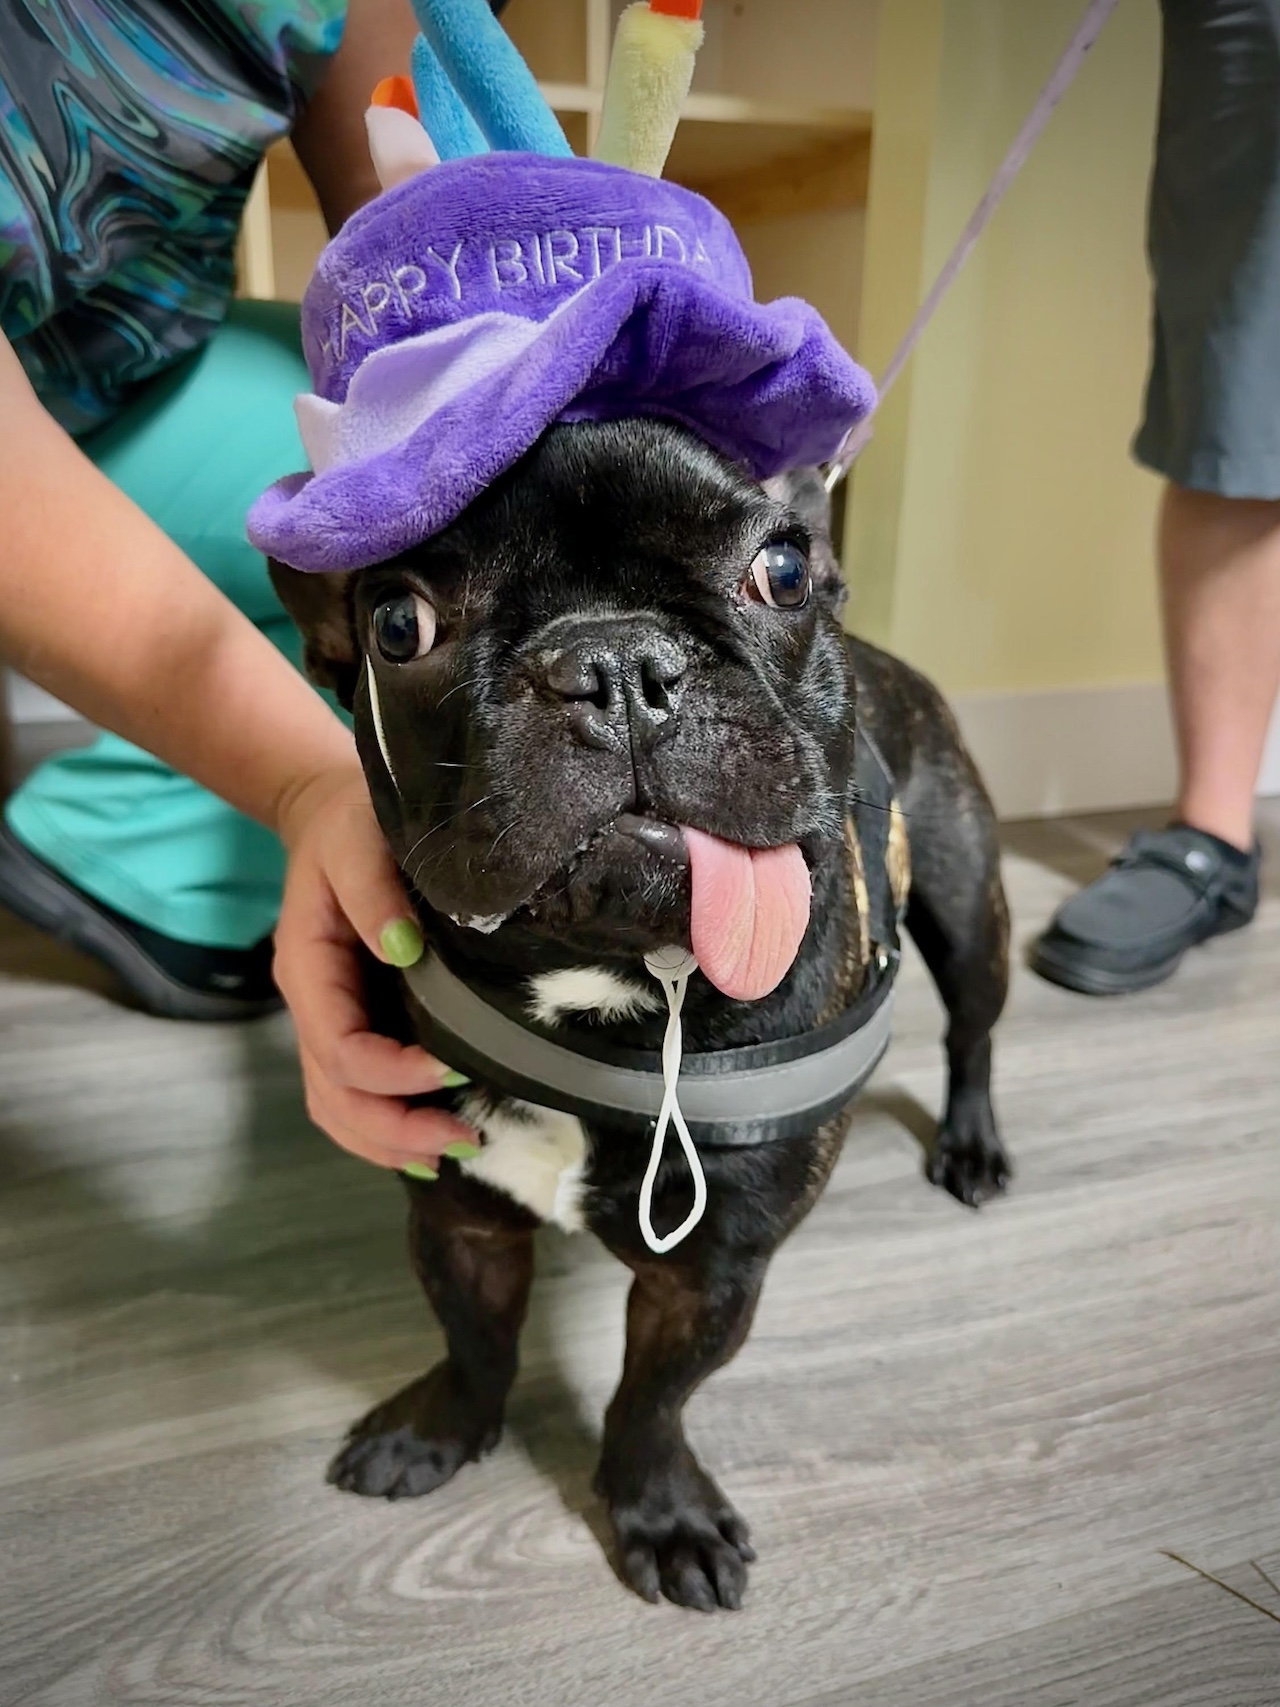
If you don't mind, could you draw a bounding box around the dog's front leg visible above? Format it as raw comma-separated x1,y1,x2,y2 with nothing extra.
596,1252,766,1612
329,1181,535,1500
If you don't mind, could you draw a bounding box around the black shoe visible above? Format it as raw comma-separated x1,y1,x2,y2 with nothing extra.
0,823,282,1021
1031,823,1260,996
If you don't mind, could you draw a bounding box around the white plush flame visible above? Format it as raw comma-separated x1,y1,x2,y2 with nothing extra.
364,104,439,192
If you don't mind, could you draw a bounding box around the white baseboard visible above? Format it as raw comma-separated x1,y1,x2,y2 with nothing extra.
5,671,81,725
952,681,1280,820
1264,696,1280,797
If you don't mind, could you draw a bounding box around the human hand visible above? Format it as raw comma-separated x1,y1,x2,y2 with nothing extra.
274,763,479,1174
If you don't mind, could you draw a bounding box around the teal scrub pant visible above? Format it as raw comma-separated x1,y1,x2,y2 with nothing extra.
6,300,311,951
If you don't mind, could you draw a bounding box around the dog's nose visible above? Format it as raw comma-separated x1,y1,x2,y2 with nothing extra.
543,623,687,753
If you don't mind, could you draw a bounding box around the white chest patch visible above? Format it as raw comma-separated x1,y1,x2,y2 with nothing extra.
456,1092,589,1232
526,965,659,1027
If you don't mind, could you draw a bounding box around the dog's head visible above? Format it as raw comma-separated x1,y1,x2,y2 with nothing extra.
272,418,857,999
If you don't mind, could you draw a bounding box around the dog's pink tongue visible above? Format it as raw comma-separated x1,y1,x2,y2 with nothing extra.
682,827,811,1001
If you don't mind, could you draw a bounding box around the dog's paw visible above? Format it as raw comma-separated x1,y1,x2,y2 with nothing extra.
327,1365,501,1500
928,1101,1011,1208
598,1448,755,1612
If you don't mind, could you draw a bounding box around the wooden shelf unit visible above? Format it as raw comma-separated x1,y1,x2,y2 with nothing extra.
241,0,877,350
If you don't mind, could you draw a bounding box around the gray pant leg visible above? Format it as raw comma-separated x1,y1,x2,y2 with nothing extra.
1135,0,1280,497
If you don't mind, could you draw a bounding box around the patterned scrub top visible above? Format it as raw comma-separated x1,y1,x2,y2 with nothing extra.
0,1,344,436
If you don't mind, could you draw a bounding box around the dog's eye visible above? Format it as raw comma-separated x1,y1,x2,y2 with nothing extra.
749,542,810,610
373,593,436,663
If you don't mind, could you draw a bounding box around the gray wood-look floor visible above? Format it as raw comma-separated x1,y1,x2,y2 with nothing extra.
1,804,1277,1706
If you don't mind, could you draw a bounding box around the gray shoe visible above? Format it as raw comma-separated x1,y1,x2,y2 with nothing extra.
1031,824,1260,995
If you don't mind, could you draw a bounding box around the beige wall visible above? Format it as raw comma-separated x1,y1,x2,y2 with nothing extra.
846,0,1165,699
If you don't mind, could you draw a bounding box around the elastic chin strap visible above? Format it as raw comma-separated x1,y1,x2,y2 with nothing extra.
365,658,399,791
639,946,708,1254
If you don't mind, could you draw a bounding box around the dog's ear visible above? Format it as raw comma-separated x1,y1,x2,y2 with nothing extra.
268,561,361,709
763,467,846,611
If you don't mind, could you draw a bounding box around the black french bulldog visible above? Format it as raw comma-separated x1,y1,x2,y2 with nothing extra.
271,416,1010,1613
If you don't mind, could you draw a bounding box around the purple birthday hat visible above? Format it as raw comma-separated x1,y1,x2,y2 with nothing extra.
247,0,875,573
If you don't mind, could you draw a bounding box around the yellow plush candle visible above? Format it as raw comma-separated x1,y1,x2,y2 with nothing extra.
593,1,704,179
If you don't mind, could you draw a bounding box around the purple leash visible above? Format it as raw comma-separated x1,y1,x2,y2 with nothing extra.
825,0,1123,491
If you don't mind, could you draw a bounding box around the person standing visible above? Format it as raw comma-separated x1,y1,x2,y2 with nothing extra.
1034,0,1277,993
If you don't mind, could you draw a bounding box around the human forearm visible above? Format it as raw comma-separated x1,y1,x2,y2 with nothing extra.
291,0,421,232
0,334,354,835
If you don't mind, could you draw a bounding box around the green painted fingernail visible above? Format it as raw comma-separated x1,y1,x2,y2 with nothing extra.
443,1141,483,1160
380,918,424,968
402,1162,438,1181
441,1069,471,1089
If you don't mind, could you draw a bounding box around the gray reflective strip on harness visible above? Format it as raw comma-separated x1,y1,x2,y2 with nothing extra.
404,951,895,1127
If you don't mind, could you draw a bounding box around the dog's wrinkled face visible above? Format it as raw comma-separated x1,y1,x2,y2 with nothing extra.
275,419,857,993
